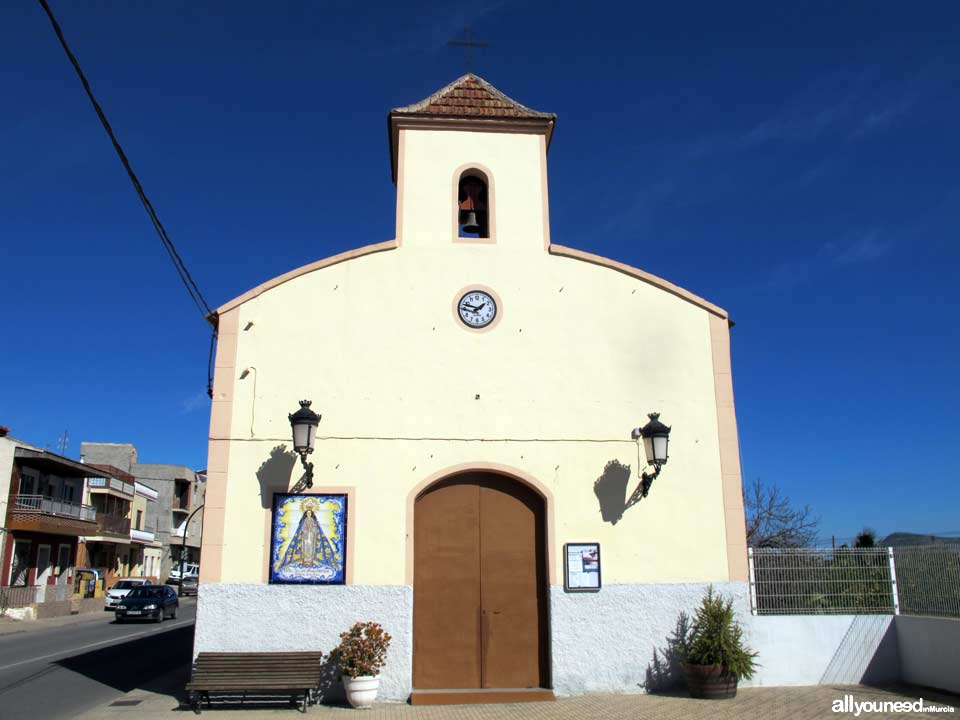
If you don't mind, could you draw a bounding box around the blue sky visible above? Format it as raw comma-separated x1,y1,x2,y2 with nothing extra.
2,2,957,543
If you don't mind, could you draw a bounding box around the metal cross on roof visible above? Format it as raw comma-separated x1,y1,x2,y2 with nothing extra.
447,26,489,73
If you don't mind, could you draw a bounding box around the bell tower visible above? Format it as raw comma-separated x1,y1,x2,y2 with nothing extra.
388,74,557,251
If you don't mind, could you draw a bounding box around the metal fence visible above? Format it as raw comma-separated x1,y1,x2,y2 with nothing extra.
748,545,960,618
892,545,960,618
0,585,42,608
12,494,97,522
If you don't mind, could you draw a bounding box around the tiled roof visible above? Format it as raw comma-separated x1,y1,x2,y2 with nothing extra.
391,73,555,120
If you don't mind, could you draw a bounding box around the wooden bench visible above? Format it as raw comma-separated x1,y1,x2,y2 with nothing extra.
185,652,325,714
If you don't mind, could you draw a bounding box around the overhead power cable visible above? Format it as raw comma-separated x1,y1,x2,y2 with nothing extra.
38,0,218,396
37,0,213,320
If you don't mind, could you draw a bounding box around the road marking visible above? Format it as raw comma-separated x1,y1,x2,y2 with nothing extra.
0,620,194,672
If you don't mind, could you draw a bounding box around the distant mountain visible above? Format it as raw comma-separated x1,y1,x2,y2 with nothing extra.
881,532,960,547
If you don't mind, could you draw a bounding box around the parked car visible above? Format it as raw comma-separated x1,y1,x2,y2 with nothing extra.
115,585,179,623
104,578,152,610
179,576,198,596
167,563,199,584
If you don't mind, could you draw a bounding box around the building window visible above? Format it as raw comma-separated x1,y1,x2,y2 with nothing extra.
19,470,37,496
136,510,143,530
457,170,490,239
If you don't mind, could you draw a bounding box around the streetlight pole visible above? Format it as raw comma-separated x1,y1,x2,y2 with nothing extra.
178,504,204,597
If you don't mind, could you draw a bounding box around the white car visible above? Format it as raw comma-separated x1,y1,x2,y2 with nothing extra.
168,563,199,584
104,578,152,610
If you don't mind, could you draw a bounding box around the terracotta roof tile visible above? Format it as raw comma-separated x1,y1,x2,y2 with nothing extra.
391,73,555,120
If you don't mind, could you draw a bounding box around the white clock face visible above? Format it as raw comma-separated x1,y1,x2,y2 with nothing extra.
458,290,497,328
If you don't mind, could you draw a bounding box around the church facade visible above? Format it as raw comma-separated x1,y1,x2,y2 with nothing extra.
196,74,749,702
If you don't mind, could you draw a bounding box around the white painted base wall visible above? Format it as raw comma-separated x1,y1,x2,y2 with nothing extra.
896,615,960,694
196,581,937,702
194,584,413,701
549,581,749,695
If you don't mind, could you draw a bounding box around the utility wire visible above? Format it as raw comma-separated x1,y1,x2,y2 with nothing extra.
37,0,213,320
38,0,218,396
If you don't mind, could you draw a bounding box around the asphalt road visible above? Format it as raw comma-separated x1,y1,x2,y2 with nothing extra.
0,599,196,720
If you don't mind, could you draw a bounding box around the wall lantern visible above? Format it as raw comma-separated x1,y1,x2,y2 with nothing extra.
288,399,321,488
627,412,672,506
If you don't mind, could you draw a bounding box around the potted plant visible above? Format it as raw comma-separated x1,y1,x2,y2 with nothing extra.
336,621,392,709
683,587,757,699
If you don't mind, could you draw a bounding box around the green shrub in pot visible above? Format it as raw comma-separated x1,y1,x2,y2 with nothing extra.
683,587,758,699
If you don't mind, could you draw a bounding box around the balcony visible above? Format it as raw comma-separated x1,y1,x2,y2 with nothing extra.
87,476,136,498
12,494,96,521
6,494,97,536
95,512,131,537
130,528,156,544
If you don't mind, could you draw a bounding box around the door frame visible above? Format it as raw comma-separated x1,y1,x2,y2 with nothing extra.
56,543,72,585
36,544,53,586
8,538,32,586
408,463,555,690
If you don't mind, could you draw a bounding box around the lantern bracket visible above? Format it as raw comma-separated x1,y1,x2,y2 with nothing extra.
290,455,314,492
626,412,671,507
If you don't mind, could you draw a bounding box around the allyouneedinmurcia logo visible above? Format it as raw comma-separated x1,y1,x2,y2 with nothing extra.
832,694,955,716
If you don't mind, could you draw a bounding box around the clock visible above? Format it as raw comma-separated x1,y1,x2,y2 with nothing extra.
457,290,497,329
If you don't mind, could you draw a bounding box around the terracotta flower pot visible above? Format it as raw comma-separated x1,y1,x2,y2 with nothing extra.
342,674,379,709
683,663,738,699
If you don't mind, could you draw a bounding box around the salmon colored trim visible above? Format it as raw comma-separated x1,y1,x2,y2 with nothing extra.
261,486,357,585
540,135,551,250
710,315,748,581
216,240,400,314
404,462,557,586
451,284,504,334
200,308,239,585
548,244,729,319
451,163,497,244
395,130,406,245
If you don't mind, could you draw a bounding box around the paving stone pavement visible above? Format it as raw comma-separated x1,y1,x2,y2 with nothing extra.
77,682,958,720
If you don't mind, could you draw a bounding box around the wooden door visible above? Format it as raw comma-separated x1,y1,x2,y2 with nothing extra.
413,473,547,690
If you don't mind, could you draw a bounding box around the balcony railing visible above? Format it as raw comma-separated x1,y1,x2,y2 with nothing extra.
87,476,135,496
95,513,131,536
12,494,96,522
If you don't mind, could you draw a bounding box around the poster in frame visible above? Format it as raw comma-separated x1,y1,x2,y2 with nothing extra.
269,493,347,585
563,542,601,592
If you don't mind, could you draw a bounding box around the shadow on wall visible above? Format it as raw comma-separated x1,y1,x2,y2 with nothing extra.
593,459,634,525
644,611,691,693
256,445,297,509
820,615,900,685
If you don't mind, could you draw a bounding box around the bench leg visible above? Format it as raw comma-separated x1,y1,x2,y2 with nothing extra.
189,691,201,715
301,691,308,713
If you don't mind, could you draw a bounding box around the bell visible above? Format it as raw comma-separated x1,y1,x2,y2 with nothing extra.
461,211,480,234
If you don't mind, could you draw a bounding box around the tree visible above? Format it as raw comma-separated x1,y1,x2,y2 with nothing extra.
854,528,877,548
743,477,820,548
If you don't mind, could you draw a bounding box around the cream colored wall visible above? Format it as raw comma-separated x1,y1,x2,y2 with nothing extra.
209,245,728,586
398,129,547,250
203,125,736,588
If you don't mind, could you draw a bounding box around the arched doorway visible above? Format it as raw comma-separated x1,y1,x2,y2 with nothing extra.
413,472,549,693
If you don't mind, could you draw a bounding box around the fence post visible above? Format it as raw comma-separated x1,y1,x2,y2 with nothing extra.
887,546,900,615
747,547,758,615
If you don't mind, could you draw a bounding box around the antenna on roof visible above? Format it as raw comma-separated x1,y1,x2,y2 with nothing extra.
57,430,68,455
447,26,489,73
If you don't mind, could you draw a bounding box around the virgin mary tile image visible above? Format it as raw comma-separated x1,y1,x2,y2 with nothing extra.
270,493,347,584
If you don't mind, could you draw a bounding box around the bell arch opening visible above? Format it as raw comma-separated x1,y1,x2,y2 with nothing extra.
456,169,490,239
